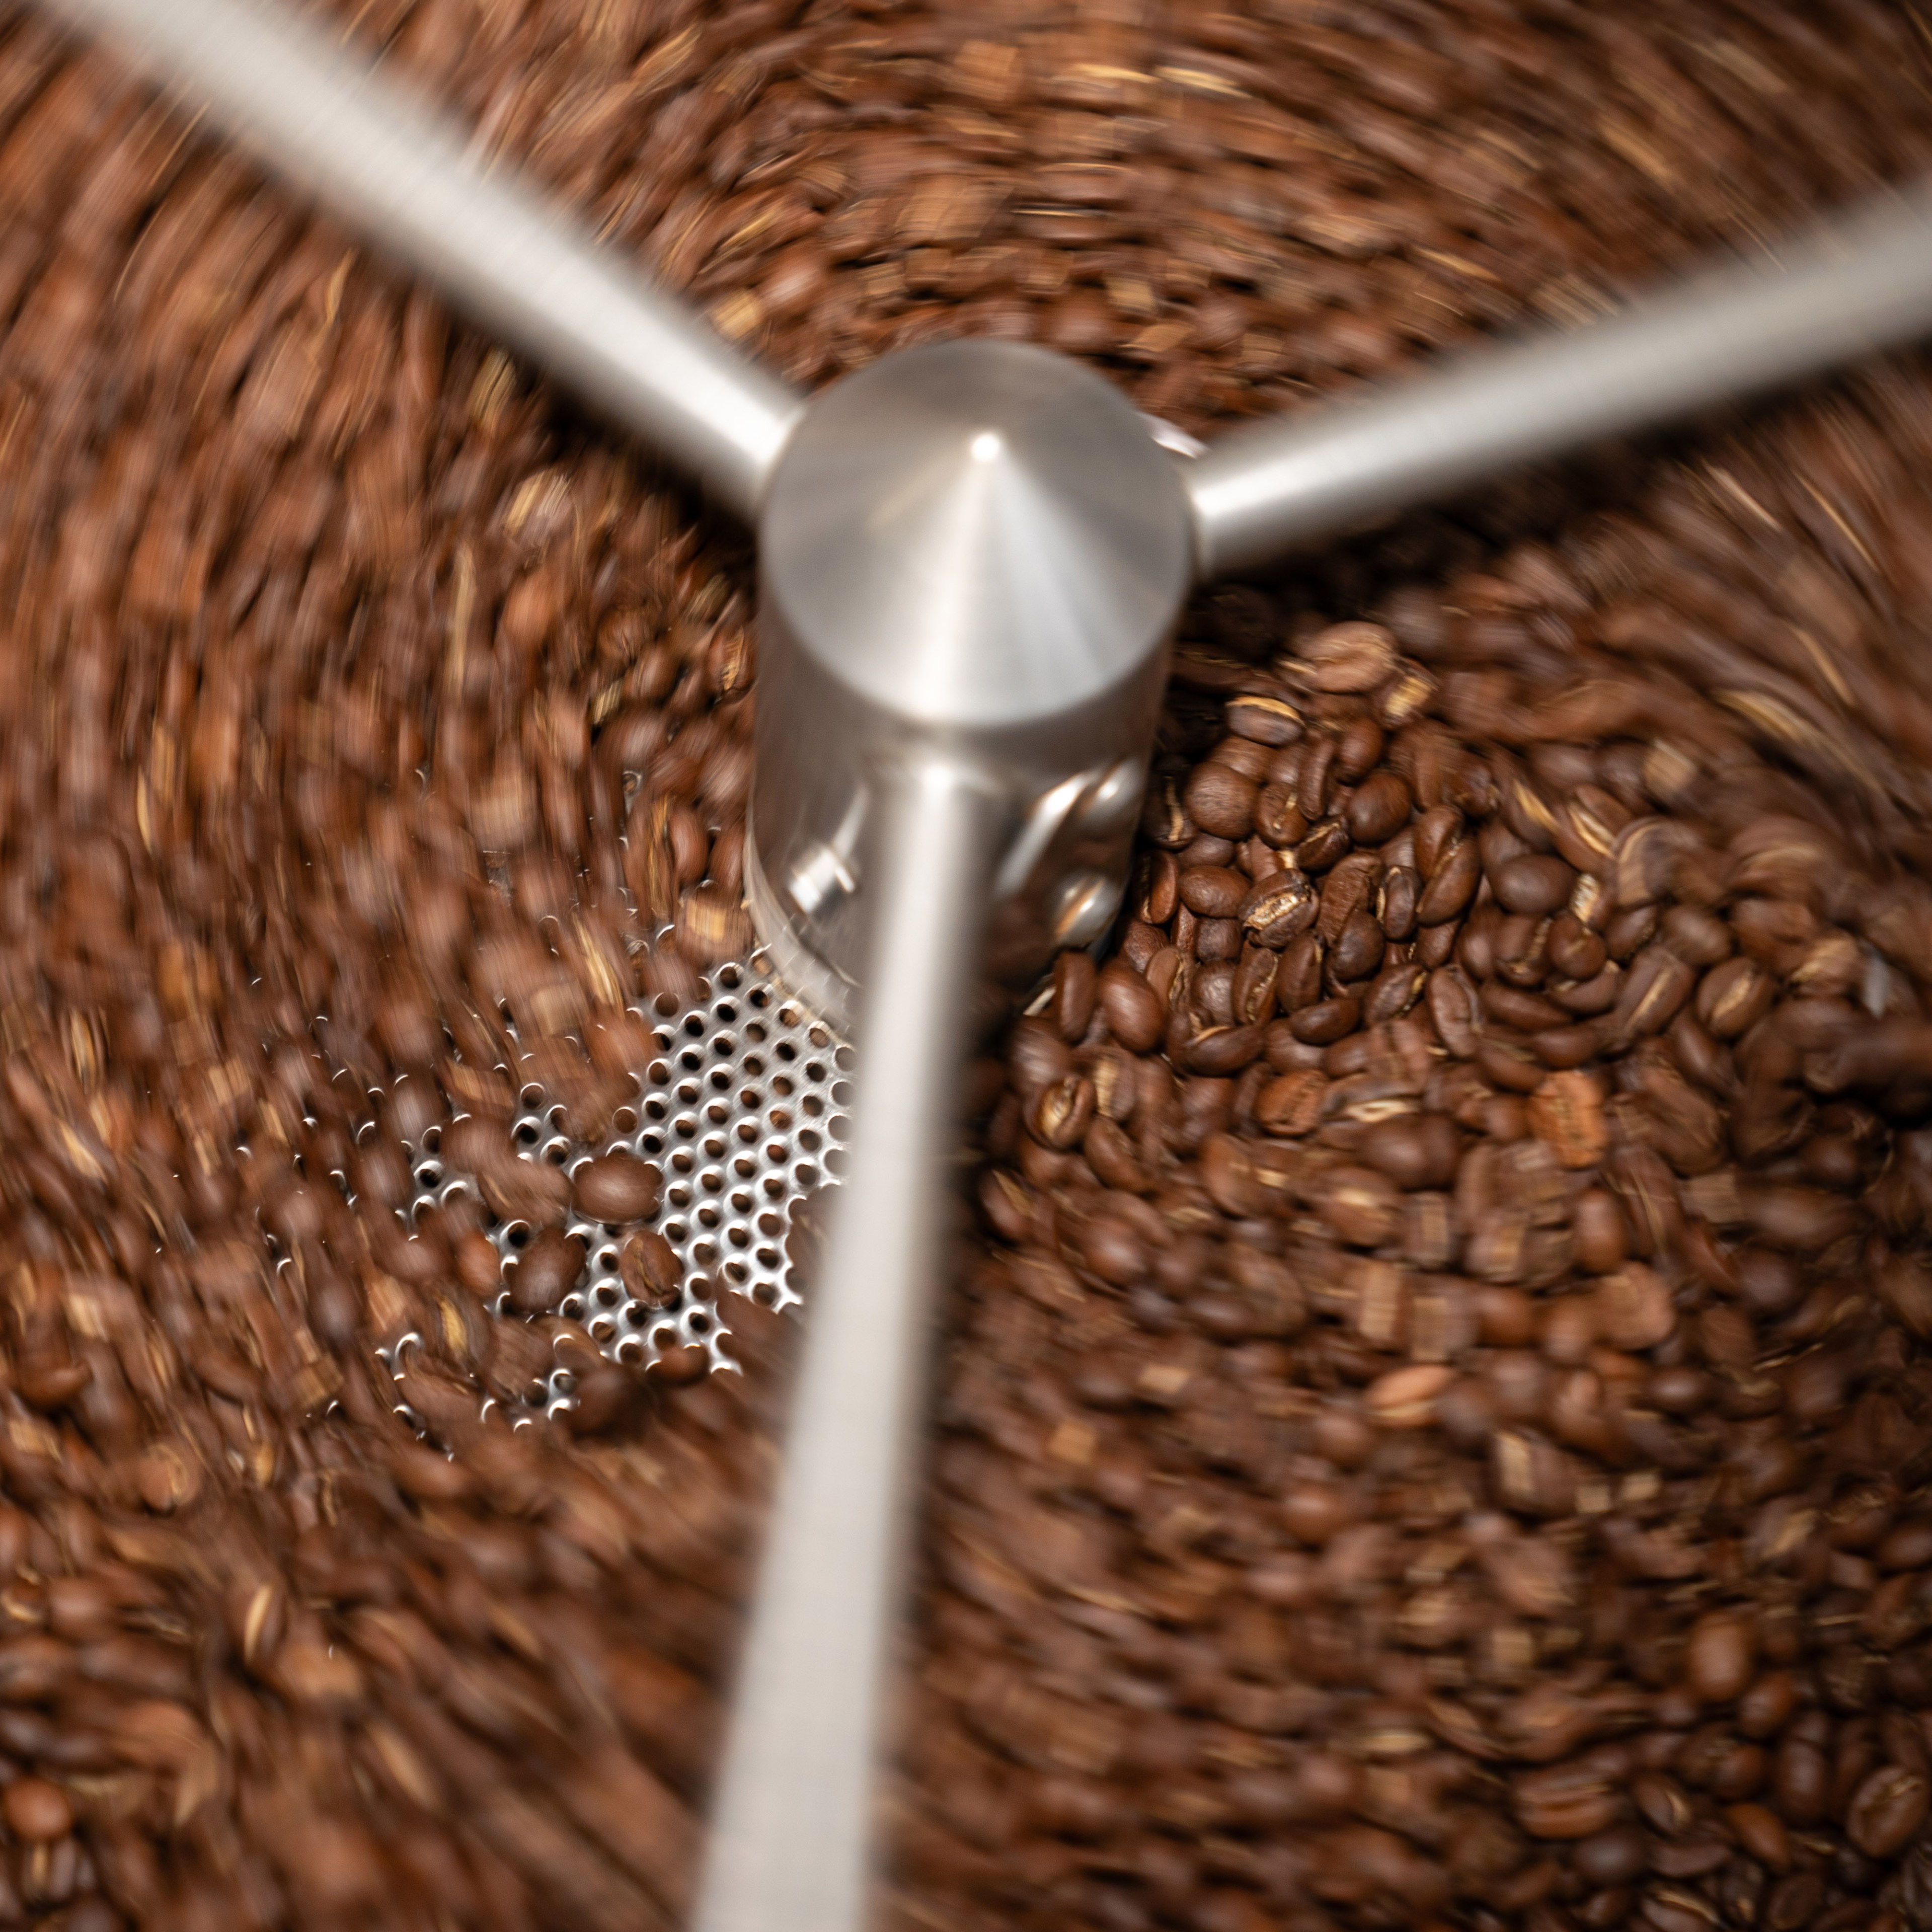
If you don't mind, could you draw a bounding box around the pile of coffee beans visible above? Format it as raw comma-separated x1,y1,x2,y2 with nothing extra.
5,0,1932,1926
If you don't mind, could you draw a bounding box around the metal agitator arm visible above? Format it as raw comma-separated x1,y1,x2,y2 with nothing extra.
37,8,1932,1932
1187,176,1932,574
50,0,803,519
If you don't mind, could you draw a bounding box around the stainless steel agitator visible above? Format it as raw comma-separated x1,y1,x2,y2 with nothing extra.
37,3,1932,1928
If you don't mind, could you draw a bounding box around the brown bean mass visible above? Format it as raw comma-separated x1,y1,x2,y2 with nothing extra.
9,1,1932,1927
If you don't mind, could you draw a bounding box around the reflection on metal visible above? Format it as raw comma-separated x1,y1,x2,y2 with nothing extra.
750,338,1192,1000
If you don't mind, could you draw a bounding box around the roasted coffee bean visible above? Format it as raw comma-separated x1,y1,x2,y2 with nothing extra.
1295,817,1353,873
3,1780,72,1843
1336,714,1386,780
1290,997,1361,1047
1495,855,1576,917
1418,840,1482,923
618,1230,681,1309
1359,1114,1458,1190
570,1153,663,1224
1686,1610,1757,1704
1242,873,1318,949
1180,866,1248,918
1255,782,1309,848
1347,771,1413,844
1331,909,1386,984
1300,624,1397,694
1697,957,1775,1039
1847,1766,1929,1858
505,1228,586,1315
1186,765,1258,840
1574,1824,1650,1888
1225,695,1303,747
1378,866,1421,944
1099,964,1164,1053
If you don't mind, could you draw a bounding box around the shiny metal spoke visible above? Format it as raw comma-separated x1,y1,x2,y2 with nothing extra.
1185,175,1932,576
49,0,804,519
692,759,995,1932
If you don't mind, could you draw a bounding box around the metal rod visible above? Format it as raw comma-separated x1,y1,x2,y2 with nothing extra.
694,758,994,1932
49,0,804,519
1186,176,1932,576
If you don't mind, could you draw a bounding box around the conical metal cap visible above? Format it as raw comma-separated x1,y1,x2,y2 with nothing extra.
759,339,1192,731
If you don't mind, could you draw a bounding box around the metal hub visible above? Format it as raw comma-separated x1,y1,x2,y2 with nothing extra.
748,339,1194,1022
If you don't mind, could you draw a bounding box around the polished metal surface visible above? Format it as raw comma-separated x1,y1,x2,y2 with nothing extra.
763,339,1193,729
49,0,803,518
694,762,994,1932
709,342,1194,1932
1186,174,1932,574
387,958,851,1419
751,338,1193,1006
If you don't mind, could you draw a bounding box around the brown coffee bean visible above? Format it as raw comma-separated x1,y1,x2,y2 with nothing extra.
506,1228,586,1314
1609,947,1696,1042
1298,622,1396,693
1316,1165,1402,1247
1139,850,1180,924
1592,1264,1676,1351
1029,1075,1096,1150
1233,947,1281,1026
1548,913,1608,980
571,1153,663,1223
1186,764,1258,839
1661,905,1732,968
1254,1069,1325,1138
1347,771,1413,844
1634,1772,1694,1838
1847,1765,1929,1857
1878,1519,1932,1571
1426,966,1481,1059
1050,951,1097,1042
618,1230,681,1308
1336,715,1386,780
1099,964,1164,1052
1366,1363,1454,1427
1183,1024,1264,1075
1696,957,1774,1040
1225,694,1303,746
1242,873,1318,948
1417,840,1481,923
1773,1734,1830,1826
1494,855,1575,917
1513,1760,1622,1839
1376,866,1420,944
1359,1114,1457,1190
1255,782,1308,847
1737,1671,1797,1739
1574,1824,1650,1888
2,1779,71,1842
1180,866,1248,918
1331,909,1385,984
1764,1872,1824,1932
1411,805,1461,876
1295,817,1353,872
1528,1069,1607,1169
1289,997,1360,1046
